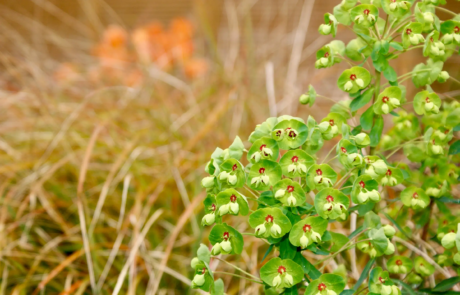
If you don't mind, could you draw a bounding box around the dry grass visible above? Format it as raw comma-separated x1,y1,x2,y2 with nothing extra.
0,0,459,294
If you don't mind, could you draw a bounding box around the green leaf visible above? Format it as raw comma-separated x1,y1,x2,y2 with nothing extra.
432,277,460,292
363,211,381,229
249,117,279,143
368,228,388,252
328,232,350,252
351,87,374,112
262,244,274,262
349,225,363,239
390,42,403,51
228,136,245,160
437,197,460,204
360,106,374,130
352,258,375,290
197,244,211,264
449,140,460,155
293,252,321,279
280,235,298,260
393,279,417,295
260,258,304,289
370,115,384,147
383,212,411,239
211,278,224,295
383,65,397,82
446,108,460,127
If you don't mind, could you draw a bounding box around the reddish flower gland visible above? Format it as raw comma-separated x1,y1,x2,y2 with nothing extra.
316,169,323,176
350,74,357,80
406,28,412,35
287,185,295,193
432,139,435,145
265,215,274,223
425,97,431,103
201,267,206,274
291,156,299,163
232,164,238,171
288,130,297,138
259,167,266,174
444,129,449,134
430,37,434,42
278,266,286,274
230,194,237,202
318,283,327,291
386,169,392,176
412,192,418,199
223,232,230,240
363,9,370,15
382,96,389,103
276,130,282,137
341,147,347,153
396,260,403,266
455,26,460,33
329,119,335,126
379,276,385,284
326,195,334,203
443,220,448,225
325,52,329,58
359,180,365,188
303,224,312,232
259,144,266,151
211,204,216,211
391,0,396,2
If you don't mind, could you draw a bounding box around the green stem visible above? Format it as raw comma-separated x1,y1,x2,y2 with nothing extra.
370,70,381,155
435,6,458,17
213,271,263,284
388,45,424,60
322,142,339,164
214,257,260,280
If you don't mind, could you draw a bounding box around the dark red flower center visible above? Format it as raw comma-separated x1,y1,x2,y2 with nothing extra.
413,192,418,199
350,74,357,80
379,276,385,283
406,28,412,35
425,97,431,103
432,139,436,145
288,130,297,138
201,267,206,274
287,185,295,193
386,169,392,176
303,224,312,232
363,9,370,15
318,283,327,291
259,144,266,151
359,180,365,188
278,266,286,274
325,52,329,58
265,215,274,223
211,204,216,211
326,195,334,203
316,169,323,176
276,130,282,137
341,147,347,153
430,37,434,42
223,232,230,240
259,167,265,174
396,260,402,266
329,119,335,126
232,164,238,171
382,96,389,103
291,156,299,163
230,194,237,202
455,26,460,33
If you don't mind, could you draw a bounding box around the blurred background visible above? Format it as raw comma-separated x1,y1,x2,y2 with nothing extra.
0,0,458,294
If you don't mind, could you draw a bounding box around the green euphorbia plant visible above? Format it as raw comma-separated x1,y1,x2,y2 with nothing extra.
191,0,460,294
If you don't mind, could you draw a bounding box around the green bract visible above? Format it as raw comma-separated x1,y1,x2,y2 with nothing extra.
315,188,350,221
319,13,339,37
272,119,309,150
315,41,345,69
377,166,403,187
289,216,328,249
387,256,413,274
369,267,400,295
414,256,435,276
249,207,292,238
400,187,430,210
299,85,317,106
351,174,380,205
216,189,249,217
209,223,244,255
279,149,315,177
381,0,412,17
273,179,306,207
402,22,425,48
337,66,371,93
306,164,338,191
247,137,279,163
373,86,402,115
441,20,460,45
247,159,282,191
218,159,245,189
304,274,346,295
413,90,441,115
260,258,303,289
350,4,378,28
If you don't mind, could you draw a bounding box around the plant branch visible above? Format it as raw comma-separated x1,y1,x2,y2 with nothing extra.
213,271,263,284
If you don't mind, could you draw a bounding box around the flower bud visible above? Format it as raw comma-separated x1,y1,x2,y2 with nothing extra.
423,12,434,23
425,101,434,112
319,24,332,35
201,176,215,188
368,190,380,202
221,240,232,253
299,94,310,105
381,285,392,295
229,202,239,214
261,175,270,185
426,187,440,197
288,164,296,173
344,81,353,91
255,224,266,235
218,204,229,216
372,160,388,175
409,34,419,45
211,243,221,255
431,144,443,155
389,2,397,10
354,15,364,23
389,98,400,107
191,257,200,268
333,203,343,215
454,253,460,265
384,241,395,255
357,190,369,204
438,71,450,83
275,189,286,198
383,225,396,238
273,275,282,287
441,232,456,249
391,285,400,295
252,152,261,162
311,231,322,242
356,78,364,88
287,195,297,206
318,121,330,133
193,274,205,286
284,273,294,287
271,223,282,236
228,174,237,185
300,235,309,248
202,213,216,225
323,203,333,212
219,171,229,180
382,103,390,114
299,163,307,173
355,133,370,146
369,248,377,258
